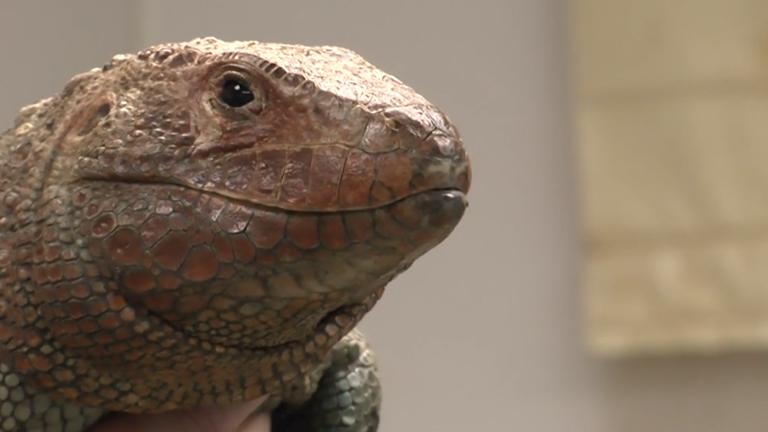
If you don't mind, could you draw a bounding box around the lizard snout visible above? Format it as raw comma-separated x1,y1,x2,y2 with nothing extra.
357,104,471,204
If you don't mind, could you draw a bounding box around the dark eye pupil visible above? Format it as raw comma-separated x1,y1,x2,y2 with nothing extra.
220,79,254,107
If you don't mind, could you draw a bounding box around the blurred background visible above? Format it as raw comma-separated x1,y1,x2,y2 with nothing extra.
4,1,768,431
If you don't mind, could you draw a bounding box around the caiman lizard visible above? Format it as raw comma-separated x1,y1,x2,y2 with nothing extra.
0,38,470,431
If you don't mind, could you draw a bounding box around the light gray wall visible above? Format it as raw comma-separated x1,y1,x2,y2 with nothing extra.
0,1,137,129
3,1,768,431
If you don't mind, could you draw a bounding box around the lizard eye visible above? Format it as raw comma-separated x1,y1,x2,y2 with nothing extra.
219,77,255,108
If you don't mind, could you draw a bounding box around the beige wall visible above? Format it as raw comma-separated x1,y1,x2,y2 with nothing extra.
577,0,768,356
3,1,768,431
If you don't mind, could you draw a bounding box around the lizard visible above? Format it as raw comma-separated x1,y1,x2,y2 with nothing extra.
0,37,470,431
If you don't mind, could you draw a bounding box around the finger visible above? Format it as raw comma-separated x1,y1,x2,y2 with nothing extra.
236,409,271,432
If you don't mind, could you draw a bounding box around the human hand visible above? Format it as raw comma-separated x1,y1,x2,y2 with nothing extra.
88,397,270,432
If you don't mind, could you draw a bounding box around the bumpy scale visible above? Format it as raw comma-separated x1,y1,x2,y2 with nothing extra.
0,38,470,431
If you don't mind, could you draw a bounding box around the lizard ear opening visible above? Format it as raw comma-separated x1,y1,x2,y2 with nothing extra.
77,101,112,137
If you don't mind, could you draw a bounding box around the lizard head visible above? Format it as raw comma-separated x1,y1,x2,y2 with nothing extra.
67,37,470,210
17,38,470,410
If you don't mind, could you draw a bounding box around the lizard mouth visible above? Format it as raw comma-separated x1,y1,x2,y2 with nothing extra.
81,175,468,214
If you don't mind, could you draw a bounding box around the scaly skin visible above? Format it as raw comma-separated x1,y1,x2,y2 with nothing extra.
0,38,470,431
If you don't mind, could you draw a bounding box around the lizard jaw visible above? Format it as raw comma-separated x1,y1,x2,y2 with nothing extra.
67,185,466,355
116,186,467,350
